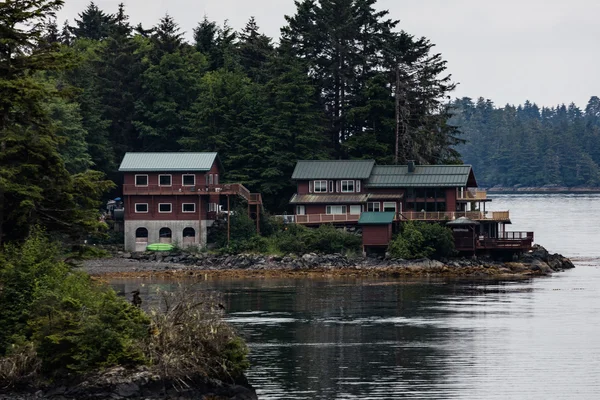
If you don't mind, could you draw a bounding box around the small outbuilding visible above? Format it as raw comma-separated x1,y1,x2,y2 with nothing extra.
358,212,396,254
446,217,480,253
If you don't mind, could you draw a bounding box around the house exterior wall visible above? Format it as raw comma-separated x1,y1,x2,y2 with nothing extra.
124,220,209,252
362,225,392,246
125,195,208,220
446,188,457,211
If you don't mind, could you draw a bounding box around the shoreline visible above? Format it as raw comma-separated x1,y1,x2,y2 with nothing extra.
80,246,575,280
487,187,600,193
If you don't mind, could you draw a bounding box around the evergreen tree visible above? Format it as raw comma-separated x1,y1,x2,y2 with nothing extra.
69,1,115,40
193,16,220,69
237,17,274,83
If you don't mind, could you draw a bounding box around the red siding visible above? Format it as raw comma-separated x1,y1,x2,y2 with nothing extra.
362,225,392,246
446,188,457,211
297,181,310,194
125,195,208,220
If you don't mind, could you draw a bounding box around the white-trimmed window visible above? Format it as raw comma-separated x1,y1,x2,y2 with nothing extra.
314,180,328,193
135,174,148,187
350,205,362,214
159,174,172,186
214,174,219,185
341,180,355,193
209,174,214,185
158,203,172,213
296,205,306,215
182,203,196,213
356,180,361,193
329,181,334,192
383,202,397,213
367,202,380,212
326,205,347,215
182,174,195,186
135,203,148,213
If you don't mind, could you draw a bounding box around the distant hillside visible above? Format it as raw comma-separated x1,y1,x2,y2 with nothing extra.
451,97,600,188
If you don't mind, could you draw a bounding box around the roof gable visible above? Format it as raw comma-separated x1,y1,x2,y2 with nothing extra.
367,165,475,188
118,152,221,172
292,160,375,180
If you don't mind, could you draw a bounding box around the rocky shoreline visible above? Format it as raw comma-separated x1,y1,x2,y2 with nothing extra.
0,366,257,400
80,245,575,279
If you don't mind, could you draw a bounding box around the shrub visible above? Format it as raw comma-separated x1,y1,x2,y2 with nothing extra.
270,224,361,255
145,287,249,383
209,206,258,248
388,222,456,260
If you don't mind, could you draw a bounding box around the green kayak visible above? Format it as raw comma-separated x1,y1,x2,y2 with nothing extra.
146,243,174,252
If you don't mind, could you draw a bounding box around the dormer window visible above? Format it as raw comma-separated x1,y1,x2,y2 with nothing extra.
314,180,327,193
341,180,355,193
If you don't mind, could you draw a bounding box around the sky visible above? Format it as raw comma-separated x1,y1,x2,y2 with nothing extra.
57,0,600,109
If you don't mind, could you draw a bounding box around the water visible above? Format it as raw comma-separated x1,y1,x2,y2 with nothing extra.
111,194,600,399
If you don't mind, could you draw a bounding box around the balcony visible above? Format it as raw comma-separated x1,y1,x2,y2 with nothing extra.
122,183,262,205
457,189,488,201
291,210,511,225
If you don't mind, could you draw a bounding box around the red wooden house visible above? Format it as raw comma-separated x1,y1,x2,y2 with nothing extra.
290,160,533,253
119,152,262,251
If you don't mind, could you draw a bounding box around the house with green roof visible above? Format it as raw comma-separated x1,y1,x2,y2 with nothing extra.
118,152,262,252
290,160,533,253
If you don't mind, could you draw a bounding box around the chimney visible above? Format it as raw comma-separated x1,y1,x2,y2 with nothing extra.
407,160,416,173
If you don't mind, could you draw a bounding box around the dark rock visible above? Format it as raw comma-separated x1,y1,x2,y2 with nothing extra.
115,382,140,398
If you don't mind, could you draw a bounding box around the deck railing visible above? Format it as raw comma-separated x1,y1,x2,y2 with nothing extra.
457,189,488,200
289,210,511,224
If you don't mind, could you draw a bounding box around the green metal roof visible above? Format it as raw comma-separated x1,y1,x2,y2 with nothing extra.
358,212,396,225
119,152,219,172
292,160,375,180
290,194,369,204
366,165,473,188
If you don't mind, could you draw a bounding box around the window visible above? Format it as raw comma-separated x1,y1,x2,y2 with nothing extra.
314,180,327,193
135,175,148,187
341,180,355,193
135,227,148,238
296,205,306,215
383,202,397,213
214,174,219,185
406,188,415,199
159,228,172,238
158,203,172,213
209,174,214,185
356,180,361,193
182,174,195,186
135,203,148,213
350,205,362,214
159,174,172,186
182,203,196,213
183,227,195,238
326,205,347,215
367,202,380,212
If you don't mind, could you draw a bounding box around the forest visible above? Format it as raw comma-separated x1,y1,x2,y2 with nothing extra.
452,97,600,188
0,0,463,243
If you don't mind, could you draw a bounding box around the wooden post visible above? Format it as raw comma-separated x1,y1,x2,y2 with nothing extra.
256,204,260,234
198,194,202,246
227,195,230,245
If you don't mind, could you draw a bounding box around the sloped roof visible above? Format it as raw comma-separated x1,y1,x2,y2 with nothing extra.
292,160,375,180
290,194,369,204
367,165,475,188
358,212,396,225
119,152,220,172
446,217,480,226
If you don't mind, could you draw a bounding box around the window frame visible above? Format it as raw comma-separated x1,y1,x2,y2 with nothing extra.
134,203,149,213
383,202,397,213
158,203,172,213
341,180,355,193
314,180,328,193
296,205,306,215
158,174,172,187
134,174,148,187
182,203,196,213
367,202,380,212
182,174,196,186
349,205,362,215
356,180,361,193
326,205,347,215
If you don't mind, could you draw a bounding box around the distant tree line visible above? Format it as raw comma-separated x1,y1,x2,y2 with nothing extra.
451,97,600,188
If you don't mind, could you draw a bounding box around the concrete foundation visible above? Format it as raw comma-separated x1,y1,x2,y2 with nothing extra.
124,220,209,252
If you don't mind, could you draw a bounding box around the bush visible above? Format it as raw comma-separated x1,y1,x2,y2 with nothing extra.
209,206,258,249
270,224,361,255
388,222,455,260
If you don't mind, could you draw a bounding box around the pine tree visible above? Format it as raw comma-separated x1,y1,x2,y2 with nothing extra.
237,17,274,83
69,1,115,40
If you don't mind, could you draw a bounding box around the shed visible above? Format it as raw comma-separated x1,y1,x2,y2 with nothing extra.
359,212,396,249
446,217,480,252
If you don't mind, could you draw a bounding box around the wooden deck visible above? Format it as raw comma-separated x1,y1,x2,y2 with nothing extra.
293,211,510,225
457,189,488,201
122,183,262,205
455,232,534,252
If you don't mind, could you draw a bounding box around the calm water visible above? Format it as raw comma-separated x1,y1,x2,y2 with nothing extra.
111,194,600,399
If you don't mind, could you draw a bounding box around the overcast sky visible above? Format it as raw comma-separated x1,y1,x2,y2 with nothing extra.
58,0,600,109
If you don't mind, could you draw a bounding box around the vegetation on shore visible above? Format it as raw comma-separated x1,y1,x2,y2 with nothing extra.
0,231,249,388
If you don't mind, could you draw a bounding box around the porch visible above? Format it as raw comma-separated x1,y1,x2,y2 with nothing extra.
292,210,511,225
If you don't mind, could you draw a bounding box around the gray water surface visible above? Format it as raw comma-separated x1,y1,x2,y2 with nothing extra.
111,194,600,399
